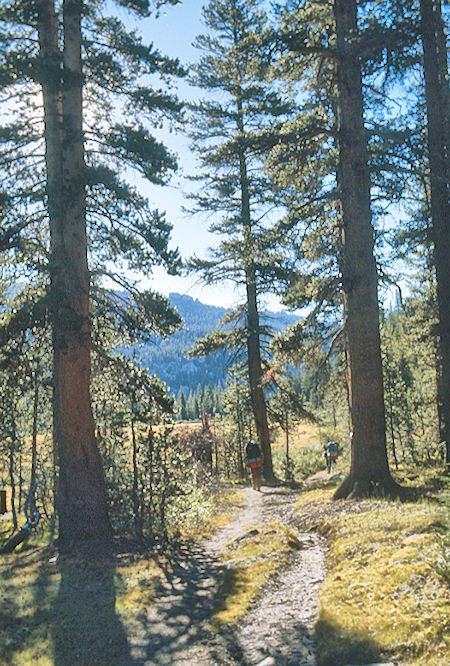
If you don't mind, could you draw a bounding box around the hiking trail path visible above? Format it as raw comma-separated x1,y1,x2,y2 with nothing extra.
129,486,326,666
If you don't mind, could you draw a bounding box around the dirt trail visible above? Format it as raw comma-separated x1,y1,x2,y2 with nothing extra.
128,486,326,665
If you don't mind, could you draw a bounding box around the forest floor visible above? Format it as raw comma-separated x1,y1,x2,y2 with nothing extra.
1,468,448,665
127,484,325,666
122,470,448,666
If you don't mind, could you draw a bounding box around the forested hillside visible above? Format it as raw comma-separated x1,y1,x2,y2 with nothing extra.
130,293,299,393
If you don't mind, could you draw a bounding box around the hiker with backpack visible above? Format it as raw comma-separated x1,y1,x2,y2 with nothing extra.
244,440,263,491
323,440,339,473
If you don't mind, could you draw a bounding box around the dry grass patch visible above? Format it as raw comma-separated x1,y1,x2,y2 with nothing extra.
271,422,346,453
296,486,335,509
213,520,299,626
271,423,319,454
296,471,450,666
0,482,245,663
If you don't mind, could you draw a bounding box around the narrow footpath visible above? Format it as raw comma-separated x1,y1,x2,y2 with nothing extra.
129,486,326,665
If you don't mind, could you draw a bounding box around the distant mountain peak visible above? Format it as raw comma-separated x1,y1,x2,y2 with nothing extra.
133,292,299,393
169,292,228,316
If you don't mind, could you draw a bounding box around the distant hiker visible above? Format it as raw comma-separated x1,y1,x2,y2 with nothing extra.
244,440,263,491
323,440,339,473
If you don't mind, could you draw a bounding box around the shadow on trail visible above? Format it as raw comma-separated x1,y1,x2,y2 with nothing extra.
52,553,134,666
132,485,325,665
258,488,293,496
245,623,318,666
215,569,318,666
134,543,246,665
136,540,320,665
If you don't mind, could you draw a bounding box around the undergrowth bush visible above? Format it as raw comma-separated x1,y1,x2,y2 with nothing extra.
294,445,328,479
272,444,326,481
167,485,214,537
103,424,215,543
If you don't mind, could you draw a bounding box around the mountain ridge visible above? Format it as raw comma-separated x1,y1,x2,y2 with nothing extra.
133,292,299,394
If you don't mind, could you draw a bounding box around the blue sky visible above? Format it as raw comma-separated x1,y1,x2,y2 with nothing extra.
119,0,251,309
115,0,402,313
116,0,287,311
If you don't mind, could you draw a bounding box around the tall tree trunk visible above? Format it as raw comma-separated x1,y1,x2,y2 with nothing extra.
36,0,63,522
245,274,275,481
233,64,275,481
30,365,39,486
285,411,290,481
131,396,142,538
9,416,17,531
37,0,111,551
333,0,399,499
238,143,275,481
385,363,399,470
420,0,450,468
147,427,155,539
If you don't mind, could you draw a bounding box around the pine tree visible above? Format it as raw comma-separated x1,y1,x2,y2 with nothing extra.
270,0,413,497
381,274,444,464
223,367,253,477
177,387,188,421
267,370,315,482
196,383,204,415
0,0,183,550
330,0,399,498
187,0,292,482
203,384,215,415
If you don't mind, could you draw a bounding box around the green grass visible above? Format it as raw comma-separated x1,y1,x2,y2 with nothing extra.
297,468,450,666
0,532,166,665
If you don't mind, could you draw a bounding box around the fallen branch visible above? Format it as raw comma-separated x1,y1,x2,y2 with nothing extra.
0,484,41,554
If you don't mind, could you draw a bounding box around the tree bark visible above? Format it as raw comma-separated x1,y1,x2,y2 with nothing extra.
246,272,275,481
238,142,275,482
30,365,39,486
9,418,17,531
37,0,111,551
285,411,290,481
131,394,143,538
420,0,450,468
235,83,275,481
332,0,399,499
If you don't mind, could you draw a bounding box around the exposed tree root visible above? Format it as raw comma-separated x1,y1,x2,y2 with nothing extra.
263,475,280,486
333,473,409,501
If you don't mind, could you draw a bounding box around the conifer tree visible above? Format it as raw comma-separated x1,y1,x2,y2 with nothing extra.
0,0,183,550
177,387,188,421
203,384,215,415
271,0,412,496
187,0,291,482
331,0,399,498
